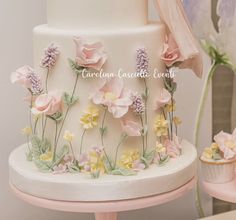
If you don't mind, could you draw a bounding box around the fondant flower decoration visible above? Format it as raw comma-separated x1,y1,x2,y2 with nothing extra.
39,151,53,161
90,78,133,118
154,88,171,111
121,119,142,137
130,93,145,115
21,126,32,136
63,130,75,142
11,66,43,95
173,116,182,126
165,100,176,112
155,0,203,77
132,160,146,171
32,90,63,116
214,130,236,160
119,150,141,170
164,135,182,158
88,147,105,174
40,43,60,69
136,47,149,74
53,164,68,174
153,114,169,137
161,34,182,67
78,153,89,167
73,37,108,71
80,106,99,129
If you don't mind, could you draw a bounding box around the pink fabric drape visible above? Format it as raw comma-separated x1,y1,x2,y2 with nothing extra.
155,0,203,78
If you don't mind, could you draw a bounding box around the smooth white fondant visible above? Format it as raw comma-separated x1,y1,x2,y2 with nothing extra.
9,140,197,202
47,0,148,29
33,23,166,156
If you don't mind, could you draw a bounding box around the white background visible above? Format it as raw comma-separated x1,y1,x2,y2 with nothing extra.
0,0,212,219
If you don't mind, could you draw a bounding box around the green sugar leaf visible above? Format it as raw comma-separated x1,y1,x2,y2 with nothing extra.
111,168,137,176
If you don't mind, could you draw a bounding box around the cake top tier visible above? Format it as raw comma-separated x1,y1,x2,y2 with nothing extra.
47,0,148,29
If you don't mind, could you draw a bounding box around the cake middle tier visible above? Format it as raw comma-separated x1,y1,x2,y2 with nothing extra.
33,22,166,157
47,0,148,29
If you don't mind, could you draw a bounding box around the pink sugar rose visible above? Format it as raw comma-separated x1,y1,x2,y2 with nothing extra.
154,88,172,110
164,135,182,158
161,34,182,67
11,65,32,88
90,78,133,118
73,37,108,71
32,91,62,116
121,119,142,137
214,130,236,160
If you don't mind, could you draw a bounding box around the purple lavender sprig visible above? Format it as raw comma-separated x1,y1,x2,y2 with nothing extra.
40,43,60,69
136,48,149,74
130,93,145,115
26,70,43,95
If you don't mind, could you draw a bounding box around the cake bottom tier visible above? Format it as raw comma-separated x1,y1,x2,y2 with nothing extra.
9,140,197,202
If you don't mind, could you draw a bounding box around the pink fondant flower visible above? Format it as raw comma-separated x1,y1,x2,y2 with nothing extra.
156,0,203,78
164,135,182,158
78,153,89,167
161,34,182,67
53,164,67,174
90,78,133,118
32,91,62,116
11,66,43,95
154,88,172,110
73,37,108,71
214,130,236,160
121,119,142,137
133,160,146,171
11,66,33,89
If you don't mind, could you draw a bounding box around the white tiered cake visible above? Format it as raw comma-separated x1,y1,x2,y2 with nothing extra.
9,0,201,202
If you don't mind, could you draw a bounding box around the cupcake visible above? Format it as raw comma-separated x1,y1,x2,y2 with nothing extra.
200,129,236,184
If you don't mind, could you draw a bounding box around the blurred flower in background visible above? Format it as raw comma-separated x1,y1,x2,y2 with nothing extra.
183,0,236,218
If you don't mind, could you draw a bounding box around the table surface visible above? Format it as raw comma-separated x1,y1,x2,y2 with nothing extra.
202,174,236,204
10,177,195,213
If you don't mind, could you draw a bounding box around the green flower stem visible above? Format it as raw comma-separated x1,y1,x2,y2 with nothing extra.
194,62,219,218
33,117,39,135
114,134,128,169
45,68,49,94
194,63,218,150
42,116,48,141
29,96,33,131
53,121,58,161
80,129,86,154
171,96,174,140
143,78,148,151
69,142,76,161
55,73,79,156
139,115,146,156
26,136,31,153
100,108,113,170
101,108,107,146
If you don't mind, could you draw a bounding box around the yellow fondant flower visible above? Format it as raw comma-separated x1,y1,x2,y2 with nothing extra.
202,147,213,159
21,126,32,136
153,114,169,137
210,143,219,150
80,106,99,129
119,150,140,169
63,130,75,142
156,142,166,153
166,100,176,112
89,148,105,173
40,151,53,161
173,116,182,126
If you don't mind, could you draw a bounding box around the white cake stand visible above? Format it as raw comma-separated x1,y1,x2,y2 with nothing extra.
10,177,195,220
9,140,197,219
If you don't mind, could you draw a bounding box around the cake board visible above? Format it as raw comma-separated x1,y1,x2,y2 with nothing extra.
10,177,195,220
